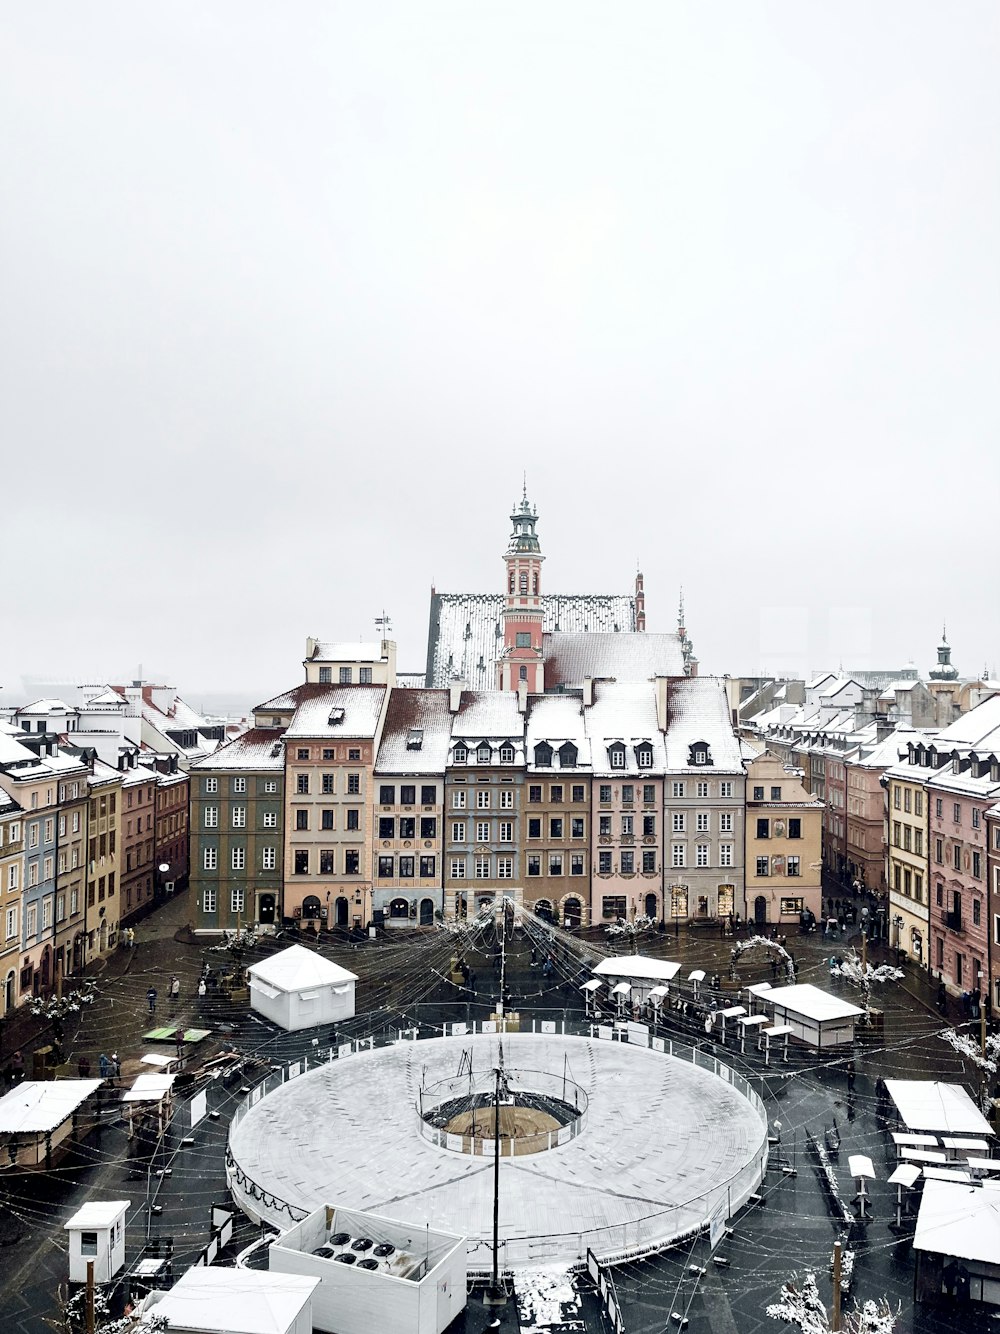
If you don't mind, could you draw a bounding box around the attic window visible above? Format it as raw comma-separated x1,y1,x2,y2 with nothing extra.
406,728,424,751
499,744,515,764
558,742,578,769
328,708,345,726
690,742,712,766
635,743,653,769
477,743,492,763
608,744,626,769
453,745,468,764
270,743,281,759
534,742,553,767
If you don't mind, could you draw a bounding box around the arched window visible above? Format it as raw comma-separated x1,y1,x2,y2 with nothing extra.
532,572,539,594
509,572,515,593
519,572,528,594
389,897,409,919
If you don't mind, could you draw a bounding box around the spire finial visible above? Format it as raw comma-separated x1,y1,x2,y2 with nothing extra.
522,471,527,503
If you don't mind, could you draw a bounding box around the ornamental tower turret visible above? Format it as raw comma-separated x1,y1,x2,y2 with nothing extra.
929,624,959,681
499,484,546,692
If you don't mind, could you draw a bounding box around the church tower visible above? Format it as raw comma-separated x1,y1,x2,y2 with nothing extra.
499,486,546,692
929,625,959,681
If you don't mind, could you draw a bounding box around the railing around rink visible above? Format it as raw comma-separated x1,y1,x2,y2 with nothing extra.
225,1018,770,1266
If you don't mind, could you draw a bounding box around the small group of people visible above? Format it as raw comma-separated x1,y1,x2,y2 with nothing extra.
98,1051,121,1084
453,958,477,992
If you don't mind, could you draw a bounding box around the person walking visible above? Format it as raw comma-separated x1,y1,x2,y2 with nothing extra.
111,1051,120,1085
170,975,180,1005
99,1052,111,1081
197,977,207,1001
147,986,157,1015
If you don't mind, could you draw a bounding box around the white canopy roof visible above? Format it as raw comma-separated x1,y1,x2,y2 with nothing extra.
914,1180,1000,1263
247,944,359,993
0,1080,102,1134
884,1080,995,1137
146,1267,319,1334
65,1200,129,1230
592,955,681,982
765,983,864,1023
122,1074,175,1103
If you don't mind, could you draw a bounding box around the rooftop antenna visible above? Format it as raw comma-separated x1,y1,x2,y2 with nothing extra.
375,611,393,638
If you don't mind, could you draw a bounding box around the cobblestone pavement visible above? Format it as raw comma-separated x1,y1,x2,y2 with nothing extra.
0,893,992,1332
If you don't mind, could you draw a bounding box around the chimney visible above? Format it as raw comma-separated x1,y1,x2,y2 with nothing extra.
876,719,894,744
582,677,594,708
449,679,467,714
517,681,528,714
654,676,670,732
635,571,646,632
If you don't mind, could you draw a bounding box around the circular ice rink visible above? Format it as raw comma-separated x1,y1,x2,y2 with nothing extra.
227,1032,768,1269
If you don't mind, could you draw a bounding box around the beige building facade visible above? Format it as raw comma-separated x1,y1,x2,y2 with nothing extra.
744,752,822,926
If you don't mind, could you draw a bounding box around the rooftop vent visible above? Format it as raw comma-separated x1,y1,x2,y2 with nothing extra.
328,708,345,726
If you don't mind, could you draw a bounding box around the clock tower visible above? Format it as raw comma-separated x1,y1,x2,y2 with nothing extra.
499,486,545,693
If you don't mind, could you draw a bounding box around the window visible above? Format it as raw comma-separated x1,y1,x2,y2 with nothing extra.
720,781,733,798
973,851,982,879
204,777,218,794
499,821,513,842
954,845,961,871
671,844,685,867
568,852,584,876
720,811,733,833
453,790,467,809
500,746,515,765
263,811,277,828
672,812,685,832
515,631,532,648
296,774,309,794
5,907,16,940
452,820,466,842
378,855,394,878
780,897,804,915
550,817,564,839
609,746,625,769
232,807,246,828
598,851,612,874
318,666,331,683
642,850,656,873
602,896,626,919
696,812,709,833
529,785,542,803
620,815,632,836
477,820,491,842
347,774,360,794
500,789,514,809
204,806,218,828
973,898,981,926
27,862,38,887
753,786,764,800
696,844,709,867
293,850,309,875
450,859,467,879
262,847,276,870
915,791,923,816
316,850,334,875
636,746,652,769
720,843,733,867
787,856,800,877
953,803,962,824
600,784,612,803
571,817,585,838
322,748,335,760
497,856,513,879
477,744,491,764
297,749,310,761
550,784,564,804
421,785,436,804
321,810,334,830
230,887,245,914
528,818,542,839
599,815,612,836
420,816,436,838
453,745,468,764
972,808,981,829
903,825,911,851
347,748,360,763
28,824,38,849
344,850,360,874
527,855,541,876
6,864,17,890
476,790,491,809
232,847,245,871
232,777,247,795
475,856,490,878
319,773,334,794
339,667,352,684
756,857,770,877
42,898,52,929
296,810,309,831
770,786,781,800
935,838,943,863
695,781,709,798
420,856,435,877
756,818,769,839
25,905,36,937
620,850,634,873
935,798,943,819
399,856,414,878
379,817,395,839
359,667,372,684
400,785,415,805
914,872,923,902
643,815,656,836
203,848,218,871
893,785,901,810
643,784,656,804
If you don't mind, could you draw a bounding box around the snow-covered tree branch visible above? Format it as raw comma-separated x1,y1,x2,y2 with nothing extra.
829,950,902,1014
731,934,794,979
766,1271,899,1333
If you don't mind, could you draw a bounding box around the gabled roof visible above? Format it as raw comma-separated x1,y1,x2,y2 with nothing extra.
248,944,358,991
586,682,665,776
191,728,286,772
375,689,453,775
664,677,744,774
0,1080,103,1133
525,694,590,768
451,691,526,741
283,686,386,740
543,632,684,688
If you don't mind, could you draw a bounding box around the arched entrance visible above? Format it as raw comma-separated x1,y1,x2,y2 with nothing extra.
335,896,349,928
754,895,767,926
389,897,410,921
563,898,582,928
4,971,13,1015
644,893,658,920
455,895,467,919
258,894,276,925
302,895,322,921
419,898,434,926
533,899,554,922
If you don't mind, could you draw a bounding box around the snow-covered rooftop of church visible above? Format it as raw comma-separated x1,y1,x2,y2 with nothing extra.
543,632,684,688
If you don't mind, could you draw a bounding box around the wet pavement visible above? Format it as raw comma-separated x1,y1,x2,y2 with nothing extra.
0,891,993,1332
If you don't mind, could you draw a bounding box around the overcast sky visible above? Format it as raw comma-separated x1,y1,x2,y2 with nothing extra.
2,2,997,706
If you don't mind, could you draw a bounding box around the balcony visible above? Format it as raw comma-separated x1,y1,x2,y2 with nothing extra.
944,909,963,933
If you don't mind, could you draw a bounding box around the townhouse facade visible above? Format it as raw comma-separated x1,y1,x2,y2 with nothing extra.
120,761,158,926
84,759,123,962
0,790,23,1016
526,693,591,926
987,802,1000,1013
744,752,823,926
153,761,190,901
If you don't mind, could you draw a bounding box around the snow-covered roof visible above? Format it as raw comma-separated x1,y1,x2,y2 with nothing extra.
191,728,285,772
306,640,385,663
913,1179,1000,1264
450,691,526,741
145,1267,319,1334
122,1073,175,1103
525,694,591,769
765,984,864,1023
884,1080,994,1137
64,1200,129,1231
592,956,682,982
254,684,313,714
664,677,744,774
0,732,37,768
15,698,73,715
375,689,453,775
248,944,358,992
933,693,1000,750
586,682,666,776
543,632,684,688
283,686,386,740
0,1080,103,1133
425,591,637,689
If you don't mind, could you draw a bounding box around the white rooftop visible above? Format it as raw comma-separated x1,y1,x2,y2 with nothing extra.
284,686,386,740
913,1179,1000,1264
592,955,682,982
0,1080,103,1133
884,1080,995,1137
145,1267,319,1334
765,984,864,1023
64,1200,130,1230
663,677,744,774
248,944,359,992
543,631,684,687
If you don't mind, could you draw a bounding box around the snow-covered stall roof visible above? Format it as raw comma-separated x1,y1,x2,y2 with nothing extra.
248,944,358,993
122,1074,175,1103
592,956,682,982
144,1266,319,1334
914,1179,1000,1264
0,1080,102,1133
764,984,864,1023
884,1080,994,1138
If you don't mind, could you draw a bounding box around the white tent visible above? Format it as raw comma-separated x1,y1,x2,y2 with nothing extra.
248,945,358,1033
763,983,863,1049
884,1080,994,1139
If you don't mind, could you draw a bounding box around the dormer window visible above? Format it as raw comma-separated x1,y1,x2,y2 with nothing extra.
635,743,653,769
689,741,711,766
453,745,468,764
608,743,626,770
558,742,578,769
477,743,492,764
406,728,423,751
500,744,515,764
328,708,345,726
534,742,553,767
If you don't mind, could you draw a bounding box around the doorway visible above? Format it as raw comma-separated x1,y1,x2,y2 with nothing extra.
754,895,767,926
419,898,434,926
563,898,582,928
335,896,349,928
258,894,276,925
644,893,659,921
